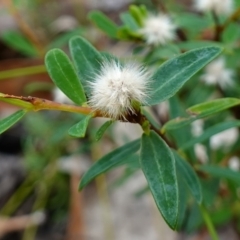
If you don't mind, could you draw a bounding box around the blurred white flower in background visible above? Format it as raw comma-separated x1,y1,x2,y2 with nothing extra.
194,0,234,16
191,120,208,163
139,14,176,46
30,211,46,225
201,58,234,89
88,61,150,119
156,100,169,122
228,156,240,171
194,143,208,163
52,87,73,104
210,127,239,150
191,119,204,137
50,15,78,33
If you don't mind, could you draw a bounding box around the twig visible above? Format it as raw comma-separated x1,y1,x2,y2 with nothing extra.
212,11,222,41
3,0,45,57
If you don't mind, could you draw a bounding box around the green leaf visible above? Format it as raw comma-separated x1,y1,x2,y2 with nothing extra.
176,176,188,230
187,98,240,117
79,139,140,190
147,47,222,106
45,49,86,105
162,98,240,132
0,110,27,134
180,120,240,150
140,131,178,229
222,23,240,44
162,117,195,132
168,96,194,150
69,36,103,95
120,12,139,31
141,107,161,130
1,31,38,57
68,114,92,138
200,165,240,185
88,11,118,38
174,151,202,203
117,26,142,40
129,5,144,26
95,120,113,141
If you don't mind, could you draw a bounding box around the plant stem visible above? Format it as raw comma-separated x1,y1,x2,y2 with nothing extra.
3,0,45,57
0,93,96,115
200,205,219,240
223,7,240,29
212,11,222,41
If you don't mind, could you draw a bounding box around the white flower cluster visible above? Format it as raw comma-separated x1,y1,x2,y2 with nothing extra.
139,14,176,46
88,61,150,119
52,87,73,104
194,0,234,16
210,127,239,150
201,58,234,89
191,120,208,163
228,156,240,171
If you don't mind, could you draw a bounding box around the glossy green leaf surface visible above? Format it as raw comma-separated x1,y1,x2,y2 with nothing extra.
180,120,240,150
69,37,103,95
88,11,118,38
147,47,222,106
68,115,92,138
0,110,27,134
200,165,240,185
79,139,140,190
174,151,202,203
140,131,178,229
187,98,240,117
45,49,86,105
162,117,194,133
95,120,113,141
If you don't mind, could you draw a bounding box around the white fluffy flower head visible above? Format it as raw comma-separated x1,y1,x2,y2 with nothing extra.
88,61,150,119
139,14,176,46
201,57,234,89
194,0,234,16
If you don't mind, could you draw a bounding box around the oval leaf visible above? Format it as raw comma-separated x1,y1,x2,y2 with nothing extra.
140,131,178,229
79,139,140,190
147,46,222,106
174,151,202,204
45,49,86,105
0,110,27,134
69,37,103,95
68,115,92,138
